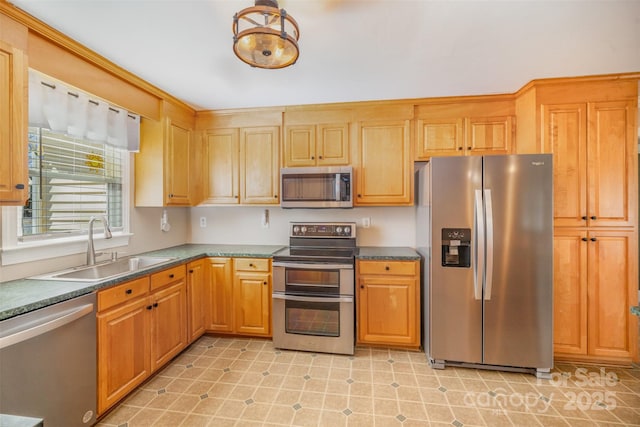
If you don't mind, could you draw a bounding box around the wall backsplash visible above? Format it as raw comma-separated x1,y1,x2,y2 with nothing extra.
188,206,416,247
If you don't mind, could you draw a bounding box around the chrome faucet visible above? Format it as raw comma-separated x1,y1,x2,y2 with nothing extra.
87,215,112,265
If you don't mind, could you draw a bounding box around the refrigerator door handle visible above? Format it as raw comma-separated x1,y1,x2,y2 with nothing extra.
474,189,484,300
484,189,494,300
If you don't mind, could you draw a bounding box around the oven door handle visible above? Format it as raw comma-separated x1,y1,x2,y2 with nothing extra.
272,293,353,304
273,262,353,270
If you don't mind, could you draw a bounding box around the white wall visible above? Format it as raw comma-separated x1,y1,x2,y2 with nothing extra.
188,206,416,248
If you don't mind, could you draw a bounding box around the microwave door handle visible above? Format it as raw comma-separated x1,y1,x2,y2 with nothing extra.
335,173,341,201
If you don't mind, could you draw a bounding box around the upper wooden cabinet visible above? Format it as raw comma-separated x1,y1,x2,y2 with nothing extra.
283,123,350,167
201,126,280,205
135,100,196,207
0,40,28,205
354,118,413,206
415,99,514,160
543,100,637,228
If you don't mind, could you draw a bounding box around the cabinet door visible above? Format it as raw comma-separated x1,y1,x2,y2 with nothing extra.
284,125,316,167
587,230,638,361
355,120,412,205
542,103,588,227
587,100,637,227
317,123,350,166
165,119,192,205
187,258,206,343
415,118,464,159
240,126,280,204
466,116,512,155
150,281,187,371
97,297,151,415
357,275,419,347
207,257,234,332
234,271,271,336
203,128,239,204
553,230,588,356
0,41,27,205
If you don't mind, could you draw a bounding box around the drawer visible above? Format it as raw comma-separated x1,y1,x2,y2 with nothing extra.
150,264,186,291
234,258,270,272
98,276,149,311
358,260,417,276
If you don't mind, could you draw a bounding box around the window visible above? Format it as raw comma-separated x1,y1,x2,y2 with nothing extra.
21,127,124,240
0,70,137,266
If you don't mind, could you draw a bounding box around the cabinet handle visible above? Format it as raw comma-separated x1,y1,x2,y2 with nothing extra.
169,274,175,278
357,194,361,198
274,195,278,198
467,146,471,150
15,183,25,189
146,305,153,310
590,237,597,242
249,263,254,267
189,269,194,273
590,216,597,220
235,195,238,199
360,285,364,289
153,302,159,308
311,156,315,160
125,289,133,295
319,155,323,159
263,281,267,285
458,147,463,151
168,193,173,198
581,216,587,220
385,266,390,271
581,237,588,242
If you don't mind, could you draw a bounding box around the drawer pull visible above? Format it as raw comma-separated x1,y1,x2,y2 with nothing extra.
263,281,267,285
169,274,175,279
125,289,132,295
249,263,254,267
153,302,159,308
590,216,597,220
581,237,588,242
385,266,390,271
146,305,153,310
15,183,25,189
590,237,597,242
189,269,194,273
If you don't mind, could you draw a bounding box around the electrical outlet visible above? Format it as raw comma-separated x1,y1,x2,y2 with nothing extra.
199,217,207,228
362,217,371,228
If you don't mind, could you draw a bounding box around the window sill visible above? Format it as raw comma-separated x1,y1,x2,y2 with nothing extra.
0,233,132,266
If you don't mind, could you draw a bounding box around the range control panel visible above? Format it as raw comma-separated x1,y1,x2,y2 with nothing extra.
290,222,356,238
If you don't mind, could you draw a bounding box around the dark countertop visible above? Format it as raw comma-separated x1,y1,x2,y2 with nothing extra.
0,244,284,321
1,244,420,321
357,246,420,260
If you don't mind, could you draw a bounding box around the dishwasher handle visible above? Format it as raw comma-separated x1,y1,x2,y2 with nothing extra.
0,303,94,349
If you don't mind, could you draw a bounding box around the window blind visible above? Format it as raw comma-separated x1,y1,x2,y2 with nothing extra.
21,127,124,240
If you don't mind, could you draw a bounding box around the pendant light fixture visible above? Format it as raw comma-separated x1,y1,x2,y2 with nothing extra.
232,0,300,69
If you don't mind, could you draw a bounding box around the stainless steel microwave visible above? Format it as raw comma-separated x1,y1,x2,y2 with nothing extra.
280,166,353,208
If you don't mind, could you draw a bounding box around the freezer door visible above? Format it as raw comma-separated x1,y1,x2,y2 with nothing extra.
482,154,553,369
429,156,483,364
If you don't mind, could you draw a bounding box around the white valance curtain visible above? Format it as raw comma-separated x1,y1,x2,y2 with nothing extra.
28,69,140,152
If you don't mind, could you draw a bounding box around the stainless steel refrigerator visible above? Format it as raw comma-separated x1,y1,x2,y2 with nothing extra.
416,154,553,378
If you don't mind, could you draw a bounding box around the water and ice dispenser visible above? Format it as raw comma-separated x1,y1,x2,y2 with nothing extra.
441,228,471,267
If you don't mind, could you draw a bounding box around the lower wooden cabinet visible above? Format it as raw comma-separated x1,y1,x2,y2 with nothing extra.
553,229,638,364
187,258,207,342
356,260,420,348
206,257,234,332
205,257,272,337
97,265,187,415
234,258,272,336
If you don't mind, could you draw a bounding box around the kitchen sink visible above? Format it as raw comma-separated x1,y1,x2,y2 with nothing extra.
30,256,177,282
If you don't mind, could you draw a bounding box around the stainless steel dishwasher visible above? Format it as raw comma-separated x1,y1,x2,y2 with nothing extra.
0,292,97,426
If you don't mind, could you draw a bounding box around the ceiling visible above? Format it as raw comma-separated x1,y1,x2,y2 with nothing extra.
9,0,640,111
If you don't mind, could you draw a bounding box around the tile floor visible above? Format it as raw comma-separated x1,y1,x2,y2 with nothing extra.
96,336,640,427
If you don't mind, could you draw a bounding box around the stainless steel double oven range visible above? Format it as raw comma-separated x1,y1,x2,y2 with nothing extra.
272,222,356,355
